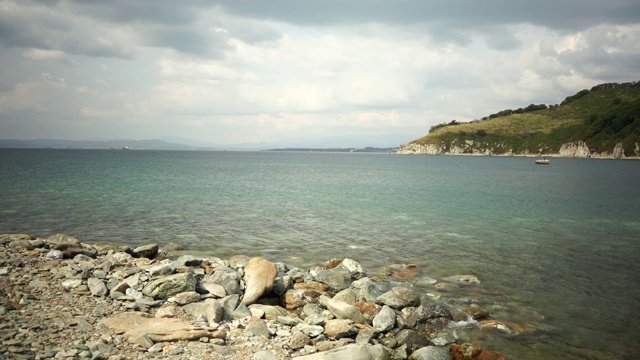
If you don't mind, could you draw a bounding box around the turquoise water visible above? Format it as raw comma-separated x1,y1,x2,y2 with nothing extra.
1,149,639,359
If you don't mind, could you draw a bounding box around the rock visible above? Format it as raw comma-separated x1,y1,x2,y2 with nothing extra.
88,278,108,296
409,346,452,360
247,319,271,338
132,243,159,259
325,297,366,324
163,242,183,251
100,313,226,342
442,275,481,285
355,327,375,344
54,243,98,258
128,334,154,349
478,320,523,335
461,306,490,321
324,319,357,339
292,323,325,338
350,277,383,302
376,287,419,309
354,301,381,323
314,263,352,291
219,294,251,321
146,262,175,277
242,257,278,305
209,266,242,295
142,273,196,300
284,288,323,310
201,280,227,297
248,304,288,320
372,305,396,332
405,305,453,327
171,291,201,305
294,281,331,292
290,331,310,350
449,343,508,360
277,316,301,326
183,299,223,324
47,233,81,246
333,288,358,304
395,329,431,352
155,306,177,318
292,343,390,360
253,350,282,360
62,279,83,290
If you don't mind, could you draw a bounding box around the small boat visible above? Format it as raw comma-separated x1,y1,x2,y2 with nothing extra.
535,156,550,165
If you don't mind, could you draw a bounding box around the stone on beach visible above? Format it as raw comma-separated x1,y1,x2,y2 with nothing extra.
142,272,197,299
376,286,420,309
292,343,391,360
99,313,225,342
242,256,278,305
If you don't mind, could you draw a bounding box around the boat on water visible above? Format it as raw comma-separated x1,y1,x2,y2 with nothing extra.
535,156,550,165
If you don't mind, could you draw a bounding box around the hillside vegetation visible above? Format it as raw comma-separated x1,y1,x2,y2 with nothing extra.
409,81,640,156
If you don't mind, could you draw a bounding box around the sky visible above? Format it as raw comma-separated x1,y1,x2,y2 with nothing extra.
1,0,639,147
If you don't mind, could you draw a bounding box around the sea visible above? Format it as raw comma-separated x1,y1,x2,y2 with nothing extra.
0,148,638,359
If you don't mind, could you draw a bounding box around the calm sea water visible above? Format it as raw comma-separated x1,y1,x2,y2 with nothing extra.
1,149,638,359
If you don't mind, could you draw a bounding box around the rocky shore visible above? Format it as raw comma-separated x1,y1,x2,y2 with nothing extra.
0,233,517,360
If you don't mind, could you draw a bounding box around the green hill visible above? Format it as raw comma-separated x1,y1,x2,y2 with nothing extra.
401,81,640,158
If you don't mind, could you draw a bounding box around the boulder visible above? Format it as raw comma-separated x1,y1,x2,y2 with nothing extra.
314,264,352,291
99,313,226,342
87,278,108,297
183,298,223,325
209,266,242,295
409,346,452,360
242,257,277,305
325,297,366,324
372,305,396,332
132,243,159,259
350,277,382,302
376,287,419,309
47,234,81,246
292,343,390,360
449,343,508,360
142,273,196,300
442,275,481,285
324,319,357,339
219,294,251,321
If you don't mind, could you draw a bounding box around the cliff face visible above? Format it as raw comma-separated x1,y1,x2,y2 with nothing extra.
397,141,639,159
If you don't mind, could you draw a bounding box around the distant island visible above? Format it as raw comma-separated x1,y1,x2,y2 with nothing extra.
266,147,398,153
397,81,640,159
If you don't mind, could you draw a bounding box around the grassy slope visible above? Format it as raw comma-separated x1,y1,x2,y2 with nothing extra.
410,86,640,156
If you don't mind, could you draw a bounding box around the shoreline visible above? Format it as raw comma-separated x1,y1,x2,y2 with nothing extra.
1,233,521,359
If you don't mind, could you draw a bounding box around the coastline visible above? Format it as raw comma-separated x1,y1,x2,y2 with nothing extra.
1,233,516,360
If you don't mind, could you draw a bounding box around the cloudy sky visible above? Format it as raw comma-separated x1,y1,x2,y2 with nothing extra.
1,0,639,146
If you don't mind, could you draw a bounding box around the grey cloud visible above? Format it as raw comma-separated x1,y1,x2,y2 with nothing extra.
216,0,640,32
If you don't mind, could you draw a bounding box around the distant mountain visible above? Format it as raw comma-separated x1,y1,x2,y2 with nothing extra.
0,138,199,150
399,81,640,158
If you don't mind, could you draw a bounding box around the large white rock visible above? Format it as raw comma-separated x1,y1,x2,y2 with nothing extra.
242,257,277,305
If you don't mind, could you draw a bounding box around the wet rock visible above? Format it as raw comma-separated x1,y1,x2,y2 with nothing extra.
293,343,390,360
478,320,523,335
442,275,481,285
132,243,159,259
376,287,419,309
314,264,353,291
373,305,396,332
142,272,196,299
242,257,277,305
395,329,431,352
449,343,508,360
